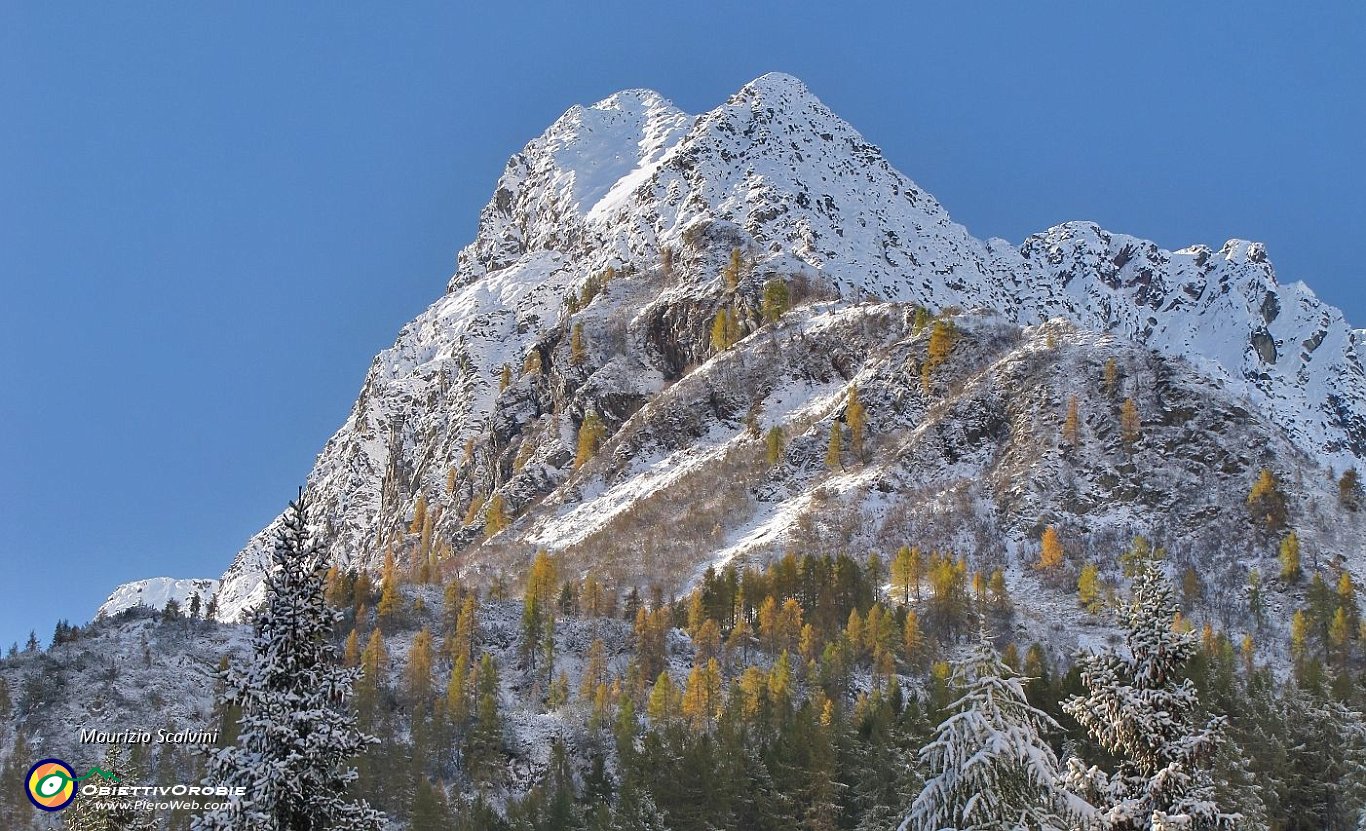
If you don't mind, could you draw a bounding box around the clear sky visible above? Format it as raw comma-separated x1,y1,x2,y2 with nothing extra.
2,3,1363,649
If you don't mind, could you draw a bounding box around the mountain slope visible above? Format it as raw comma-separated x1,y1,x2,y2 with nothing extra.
211,73,1365,628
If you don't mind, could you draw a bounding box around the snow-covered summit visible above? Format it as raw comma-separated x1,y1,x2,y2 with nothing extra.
97,577,219,619
208,73,1366,623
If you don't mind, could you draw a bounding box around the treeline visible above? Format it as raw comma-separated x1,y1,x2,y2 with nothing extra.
309,541,1365,831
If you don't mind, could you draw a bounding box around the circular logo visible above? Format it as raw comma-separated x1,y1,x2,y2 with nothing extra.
26,759,77,811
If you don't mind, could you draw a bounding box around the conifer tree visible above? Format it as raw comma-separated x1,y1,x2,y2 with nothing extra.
522,551,558,676
1062,395,1081,447
198,492,384,831
406,627,435,712
891,545,916,605
765,425,786,465
1247,468,1288,533
1120,397,1141,448
343,628,360,667
1278,531,1302,582
906,626,1094,831
62,745,156,831
465,654,505,786
484,493,509,536
709,306,742,352
723,246,743,290
647,671,680,723
1036,526,1065,573
377,550,401,625
847,384,867,459
826,420,844,470
409,494,427,535
921,319,957,389
1078,564,1103,613
575,410,606,469
1103,357,1120,397
761,278,791,323
570,322,588,366
1340,467,1361,511
1062,561,1237,830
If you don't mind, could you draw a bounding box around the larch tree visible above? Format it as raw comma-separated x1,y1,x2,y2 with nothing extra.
1062,395,1081,447
826,420,844,470
1278,531,1302,582
570,322,588,366
1078,564,1103,614
761,278,791,323
1036,526,1065,573
1120,398,1141,448
765,425,786,465
575,410,607,469
723,246,743,290
1103,358,1120,397
904,625,1095,831
891,545,916,605
1246,468,1288,533
484,493,509,536
921,318,957,389
197,492,384,831
1062,561,1238,831
846,384,867,459
377,550,401,625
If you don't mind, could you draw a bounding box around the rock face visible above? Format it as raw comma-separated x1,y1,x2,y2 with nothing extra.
210,73,1366,626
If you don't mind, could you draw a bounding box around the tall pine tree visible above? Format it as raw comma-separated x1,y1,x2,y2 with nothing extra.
1062,561,1237,831
196,492,384,831
905,625,1094,831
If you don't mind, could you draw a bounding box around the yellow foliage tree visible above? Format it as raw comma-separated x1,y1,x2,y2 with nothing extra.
647,671,680,723
343,628,360,667
1062,395,1081,446
765,425,785,465
722,246,743,290
1103,357,1120,396
1120,397,1141,447
681,659,722,729
921,318,957,389
1247,468,1288,532
378,550,401,624
846,385,866,459
570,322,588,366
826,420,843,470
1278,531,1301,581
1078,563,1103,613
406,627,435,709
484,493,509,536
1036,526,1065,572
575,411,606,469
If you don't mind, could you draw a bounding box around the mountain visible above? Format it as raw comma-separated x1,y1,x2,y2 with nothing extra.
209,73,1365,630
96,577,219,619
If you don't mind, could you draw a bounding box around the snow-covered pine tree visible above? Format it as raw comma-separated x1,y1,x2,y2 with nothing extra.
62,745,156,831
903,624,1095,831
195,491,384,831
1062,559,1238,831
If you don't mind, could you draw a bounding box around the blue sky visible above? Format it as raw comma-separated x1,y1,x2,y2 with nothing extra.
1,3,1363,649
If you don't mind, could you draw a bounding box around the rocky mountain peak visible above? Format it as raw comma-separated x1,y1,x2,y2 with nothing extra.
200,74,1364,624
